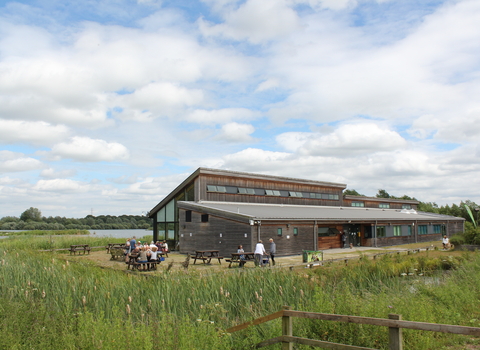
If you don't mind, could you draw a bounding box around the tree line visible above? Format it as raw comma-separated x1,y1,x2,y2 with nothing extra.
0,207,152,231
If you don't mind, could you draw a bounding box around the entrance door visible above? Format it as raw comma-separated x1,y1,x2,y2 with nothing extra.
343,224,361,247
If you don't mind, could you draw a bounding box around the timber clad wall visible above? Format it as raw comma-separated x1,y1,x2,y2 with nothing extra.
252,223,315,256
198,174,344,206
179,209,253,255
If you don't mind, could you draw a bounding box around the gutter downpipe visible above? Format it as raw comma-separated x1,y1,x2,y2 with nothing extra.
257,221,261,242
374,220,378,248
415,220,418,244
314,220,318,251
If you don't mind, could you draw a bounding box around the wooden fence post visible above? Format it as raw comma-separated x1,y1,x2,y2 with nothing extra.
282,306,293,350
389,314,403,350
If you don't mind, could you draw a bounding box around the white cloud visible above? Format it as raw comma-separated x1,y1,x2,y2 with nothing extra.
118,82,204,121
0,151,44,173
33,179,90,193
0,119,70,146
50,137,129,162
215,122,256,143
186,108,260,125
199,0,301,43
40,168,77,179
277,123,406,156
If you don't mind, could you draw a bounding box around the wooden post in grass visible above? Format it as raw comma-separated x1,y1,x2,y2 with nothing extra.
282,306,293,350
389,314,403,350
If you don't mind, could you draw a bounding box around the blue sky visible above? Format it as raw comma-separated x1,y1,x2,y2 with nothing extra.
1,0,480,218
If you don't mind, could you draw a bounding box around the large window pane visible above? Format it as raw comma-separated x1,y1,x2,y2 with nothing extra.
157,223,166,240
165,200,175,221
157,207,165,222
167,223,175,240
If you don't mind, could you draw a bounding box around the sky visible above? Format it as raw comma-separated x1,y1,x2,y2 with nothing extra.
1,0,480,219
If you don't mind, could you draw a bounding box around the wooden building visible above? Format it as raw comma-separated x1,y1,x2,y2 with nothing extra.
149,168,464,256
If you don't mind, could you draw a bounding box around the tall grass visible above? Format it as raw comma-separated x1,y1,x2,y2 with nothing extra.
0,238,479,349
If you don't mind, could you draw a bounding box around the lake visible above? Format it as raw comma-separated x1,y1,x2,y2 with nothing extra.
0,229,153,239
88,229,153,238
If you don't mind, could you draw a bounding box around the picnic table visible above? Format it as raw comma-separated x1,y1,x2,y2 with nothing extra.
110,247,125,260
125,253,159,271
69,244,91,255
192,250,224,264
105,243,126,253
226,252,255,268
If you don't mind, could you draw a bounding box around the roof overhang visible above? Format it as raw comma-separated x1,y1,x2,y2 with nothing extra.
177,201,465,224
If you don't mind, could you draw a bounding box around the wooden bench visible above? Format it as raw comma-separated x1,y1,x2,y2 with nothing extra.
192,250,224,264
128,260,159,271
69,244,91,255
225,259,248,268
227,252,254,268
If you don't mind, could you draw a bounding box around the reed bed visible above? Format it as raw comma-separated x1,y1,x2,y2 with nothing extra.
0,238,479,349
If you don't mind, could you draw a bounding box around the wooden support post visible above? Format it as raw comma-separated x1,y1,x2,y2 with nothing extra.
282,306,293,350
389,314,403,350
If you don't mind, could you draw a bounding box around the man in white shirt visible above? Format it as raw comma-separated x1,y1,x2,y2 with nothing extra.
442,235,450,250
254,240,267,267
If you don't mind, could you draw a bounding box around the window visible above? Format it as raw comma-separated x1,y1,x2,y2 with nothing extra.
289,191,303,197
402,204,412,209
351,201,365,207
293,227,299,236
206,185,227,193
318,227,340,237
238,188,255,195
433,225,444,234
393,226,402,236
379,203,390,209
265,189,281,196
418,225,428,235
407,225,412,236
376,226,386,237
277,228,282,236
201,214,209,223
185,211,192,222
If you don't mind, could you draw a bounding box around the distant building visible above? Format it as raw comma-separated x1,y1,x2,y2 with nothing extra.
149,168,464,256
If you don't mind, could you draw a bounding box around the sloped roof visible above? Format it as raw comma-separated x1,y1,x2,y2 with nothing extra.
178,201,464,223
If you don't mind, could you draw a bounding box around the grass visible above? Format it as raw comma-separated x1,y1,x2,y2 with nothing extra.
0,237,479,349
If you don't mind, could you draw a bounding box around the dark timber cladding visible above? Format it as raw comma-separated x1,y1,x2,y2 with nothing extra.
198,171,346,206
149,167,465,256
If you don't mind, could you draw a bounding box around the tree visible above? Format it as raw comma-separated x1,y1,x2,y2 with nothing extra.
20,207,43,222
343,189,364,196
376,189,391,198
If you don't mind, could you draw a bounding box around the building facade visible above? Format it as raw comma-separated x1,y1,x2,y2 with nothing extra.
149,168,464,256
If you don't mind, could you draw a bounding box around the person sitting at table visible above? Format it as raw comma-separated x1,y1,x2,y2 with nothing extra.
237,245,246,267
150,246,159,262
161,241,169,257
254,240,266,267
138,246,149,270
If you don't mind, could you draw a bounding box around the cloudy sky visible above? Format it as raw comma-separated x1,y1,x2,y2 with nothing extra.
1,0,480,218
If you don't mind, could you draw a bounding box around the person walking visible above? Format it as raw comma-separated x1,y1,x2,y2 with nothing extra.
341,232,347,248
254,240,266,267
269,238,276,266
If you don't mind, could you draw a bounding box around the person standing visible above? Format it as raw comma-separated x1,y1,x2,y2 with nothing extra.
269,238,276,266
130,236,136,252
254,240,266,267
341,232,347,248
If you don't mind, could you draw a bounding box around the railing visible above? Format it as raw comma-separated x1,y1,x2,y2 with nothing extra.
227,306,480,350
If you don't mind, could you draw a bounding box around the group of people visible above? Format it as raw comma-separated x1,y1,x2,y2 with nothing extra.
125,236,169,263
250,238,276,267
